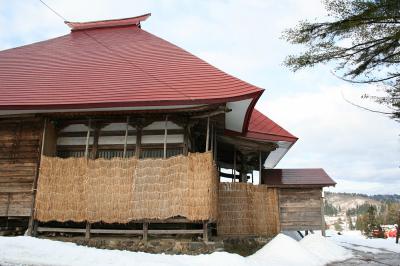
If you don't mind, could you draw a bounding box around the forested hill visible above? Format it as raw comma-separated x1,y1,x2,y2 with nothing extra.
324,192,400,217
325,192,400,206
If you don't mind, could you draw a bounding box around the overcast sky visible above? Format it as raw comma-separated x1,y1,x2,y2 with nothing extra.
1,0,399,195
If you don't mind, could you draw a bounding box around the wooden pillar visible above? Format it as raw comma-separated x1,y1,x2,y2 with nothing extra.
84,118,91,159
84,118,92,238
205,116,210,151
213,129,217,162
85,223,91,239
183,125,189,156
210,124,214,152
163,115,168,159
233,148,237,183
321,188,326,237
91,123,100,160
123,116,129,158
135,125,142,158
143,222,149,243
40,119,47,155
28,117,48,236
32,221,38,237
259,151,262,185
203,221,209,242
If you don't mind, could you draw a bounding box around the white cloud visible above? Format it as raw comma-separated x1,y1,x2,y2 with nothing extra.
257,84,400,194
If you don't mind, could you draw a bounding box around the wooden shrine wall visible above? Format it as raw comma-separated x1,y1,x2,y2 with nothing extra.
0,117,42,217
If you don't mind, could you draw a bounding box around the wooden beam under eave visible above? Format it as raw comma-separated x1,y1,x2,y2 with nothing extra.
218,135,278,153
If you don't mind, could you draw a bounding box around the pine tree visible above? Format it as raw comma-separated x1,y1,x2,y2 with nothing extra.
284,0,400,121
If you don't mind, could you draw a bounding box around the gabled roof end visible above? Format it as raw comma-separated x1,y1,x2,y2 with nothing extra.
65,13,151,31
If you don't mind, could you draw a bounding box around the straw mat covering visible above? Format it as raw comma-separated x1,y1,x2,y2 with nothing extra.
35,152,218,223
217,183,280,236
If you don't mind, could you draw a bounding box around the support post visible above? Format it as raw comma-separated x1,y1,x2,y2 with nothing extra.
163,115,168,159
85,223,91,239
28,117,47,236
321,189,326,237
233,148,237,183
205,116,210,151
123,116,129,158
213,129,217,162
32,221,38,237
203,221,209,242
84,118,91,159
183,125,189,156
91,123,100,160
143,222,148,243
259,151,262,185
210,124,214,152
251,172,254,184
135,125,142,158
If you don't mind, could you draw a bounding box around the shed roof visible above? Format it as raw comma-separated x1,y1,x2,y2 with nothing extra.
0,14,262,111
262,168,336,188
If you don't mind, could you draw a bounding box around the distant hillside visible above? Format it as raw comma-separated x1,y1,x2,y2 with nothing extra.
325,192,383,213
324,192,400,230
324,192,400,216
369,194,400,203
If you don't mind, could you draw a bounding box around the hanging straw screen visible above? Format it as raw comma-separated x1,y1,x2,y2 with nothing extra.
35,152,218,223
217,183,280,236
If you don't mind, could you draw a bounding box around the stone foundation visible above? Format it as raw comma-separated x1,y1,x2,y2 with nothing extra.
39,235,274,256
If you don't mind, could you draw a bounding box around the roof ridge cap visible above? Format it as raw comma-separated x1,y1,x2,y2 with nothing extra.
65,13,151,31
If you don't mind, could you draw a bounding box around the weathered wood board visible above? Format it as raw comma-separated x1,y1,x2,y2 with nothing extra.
0,117,42,217
279,188,323,231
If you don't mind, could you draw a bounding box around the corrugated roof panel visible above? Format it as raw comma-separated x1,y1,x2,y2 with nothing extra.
246,109,298,142
262,168,336,187
0,17,262,110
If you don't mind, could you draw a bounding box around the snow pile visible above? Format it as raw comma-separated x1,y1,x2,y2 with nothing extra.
250,234,322,266
0,234,351,266
329,230,400,254
300,233,352,263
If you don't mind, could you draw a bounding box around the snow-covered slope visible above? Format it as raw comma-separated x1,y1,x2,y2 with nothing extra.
0,234,351,266
325,192,382,212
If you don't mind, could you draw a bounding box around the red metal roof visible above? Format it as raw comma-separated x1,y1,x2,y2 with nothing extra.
0,15,263,110
246,109,298,142
262,169,336,188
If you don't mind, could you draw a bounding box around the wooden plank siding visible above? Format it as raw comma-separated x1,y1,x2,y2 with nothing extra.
0,117,42,217
278,188,323,231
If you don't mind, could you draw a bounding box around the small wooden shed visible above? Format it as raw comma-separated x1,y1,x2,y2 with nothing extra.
262,169,336,235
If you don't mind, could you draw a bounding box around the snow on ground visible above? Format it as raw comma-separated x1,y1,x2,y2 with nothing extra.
0,233,351,266
328,230,400,254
